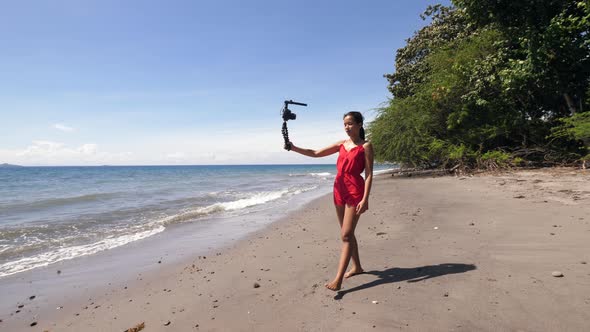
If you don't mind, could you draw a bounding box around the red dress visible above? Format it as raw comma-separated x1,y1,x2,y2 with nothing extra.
333,144,366,206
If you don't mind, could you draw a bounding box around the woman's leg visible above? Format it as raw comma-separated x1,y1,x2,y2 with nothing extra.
345,226,364,278
326,205,361,290
334,205,363,278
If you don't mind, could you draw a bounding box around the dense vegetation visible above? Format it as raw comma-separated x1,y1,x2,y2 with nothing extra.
370,0,590,169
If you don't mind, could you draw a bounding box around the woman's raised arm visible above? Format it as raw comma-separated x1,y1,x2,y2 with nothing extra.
289,140,343,158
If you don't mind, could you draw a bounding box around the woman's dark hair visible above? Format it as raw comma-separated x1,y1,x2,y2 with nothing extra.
343,111,365,140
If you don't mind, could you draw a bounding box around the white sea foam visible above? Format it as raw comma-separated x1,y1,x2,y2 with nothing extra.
0,245,11,255
160,187,316,225
309,172,332,177
0,226,165,278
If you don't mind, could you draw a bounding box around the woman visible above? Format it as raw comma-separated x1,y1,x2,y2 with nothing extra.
288,111,374,291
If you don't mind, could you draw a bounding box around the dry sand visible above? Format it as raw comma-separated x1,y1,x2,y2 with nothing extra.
2,168,590,331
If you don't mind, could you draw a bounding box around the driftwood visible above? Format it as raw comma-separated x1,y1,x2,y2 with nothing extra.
385,165,458,177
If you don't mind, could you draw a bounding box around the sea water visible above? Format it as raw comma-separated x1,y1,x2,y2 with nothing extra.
0,164,394,278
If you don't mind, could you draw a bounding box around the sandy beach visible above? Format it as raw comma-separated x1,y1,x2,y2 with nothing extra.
2,168,590,331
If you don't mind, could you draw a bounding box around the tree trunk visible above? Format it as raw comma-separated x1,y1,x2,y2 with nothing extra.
564,93,577,115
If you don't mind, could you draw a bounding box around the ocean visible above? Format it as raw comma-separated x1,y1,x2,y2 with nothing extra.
0,164,394,279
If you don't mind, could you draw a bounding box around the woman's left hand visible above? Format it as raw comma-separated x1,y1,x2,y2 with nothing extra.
356,199,369,215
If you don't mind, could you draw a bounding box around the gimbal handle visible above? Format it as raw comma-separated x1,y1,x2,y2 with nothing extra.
284,100,307,107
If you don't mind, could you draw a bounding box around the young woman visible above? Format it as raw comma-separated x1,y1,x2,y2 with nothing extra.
288,111,374,291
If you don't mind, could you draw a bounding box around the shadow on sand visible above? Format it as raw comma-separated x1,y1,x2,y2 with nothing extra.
334,263,476,300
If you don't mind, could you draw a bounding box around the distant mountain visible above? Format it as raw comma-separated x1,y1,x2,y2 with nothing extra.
0,163,24,168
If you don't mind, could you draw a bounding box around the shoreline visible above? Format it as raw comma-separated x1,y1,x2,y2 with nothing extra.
0,182,334,320
2,168,590,331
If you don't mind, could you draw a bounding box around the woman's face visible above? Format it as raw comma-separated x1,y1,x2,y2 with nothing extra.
343,115,361,138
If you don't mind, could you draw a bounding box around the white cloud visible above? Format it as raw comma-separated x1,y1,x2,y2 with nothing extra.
77,144,98,155
2,141,132,166
0,119,350,166
53,123,74,132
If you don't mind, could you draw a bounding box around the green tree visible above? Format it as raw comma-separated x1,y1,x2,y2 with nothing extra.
371,1,590,168
384,5,475,99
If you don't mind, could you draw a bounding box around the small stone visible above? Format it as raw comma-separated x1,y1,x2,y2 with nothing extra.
164,321,171,326
443,292,449,297
552,271,564,277
158,261,162,264
29,295,36,300
372,300,379,304
469,222,475,226
581,261,587,265
514,195,525,199
253,283,260,288
57,270,61,274
18,304,24,308
30,322,37,327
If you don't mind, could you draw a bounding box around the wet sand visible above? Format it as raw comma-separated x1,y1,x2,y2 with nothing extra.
2,168,590,331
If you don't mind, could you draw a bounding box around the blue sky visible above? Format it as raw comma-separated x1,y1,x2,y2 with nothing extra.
1,0,451,165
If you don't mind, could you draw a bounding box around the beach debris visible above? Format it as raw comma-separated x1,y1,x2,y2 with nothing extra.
30,322,37,327
56,306,63,310
581,261,587,265
253,282,261,288
124,322,145,332
371,300,379,304
550,233,555,235
551,271,564,277
376,232,387,236
29,295,36,300
18,304,24,308
469,222,475,226
514,195,525,199
433,227,439,230
164,321,171,326
443,292,449,297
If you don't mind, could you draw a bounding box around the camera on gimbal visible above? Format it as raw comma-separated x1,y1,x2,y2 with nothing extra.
281,100,307,150
281,100,306,122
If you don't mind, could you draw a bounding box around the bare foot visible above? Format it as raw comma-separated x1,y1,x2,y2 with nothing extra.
325,279,341,291
344,268,364,279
